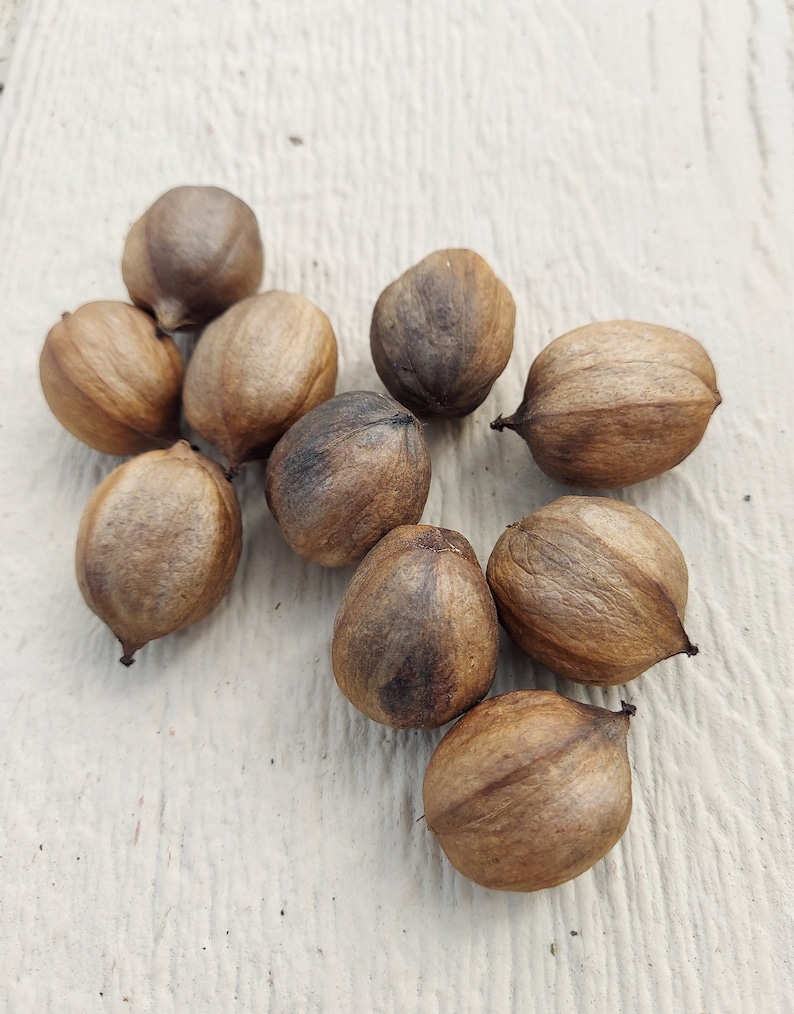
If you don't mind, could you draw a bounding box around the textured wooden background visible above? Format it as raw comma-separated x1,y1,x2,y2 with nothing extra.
1,1,792,1011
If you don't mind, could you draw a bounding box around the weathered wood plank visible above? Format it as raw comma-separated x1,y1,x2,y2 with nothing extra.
0,0,792,1010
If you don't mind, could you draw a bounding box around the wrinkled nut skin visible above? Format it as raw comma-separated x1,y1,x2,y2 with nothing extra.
122,185,264,333
370,249,515,418
76,441,242,665
183,291,338,470
265,391,432,567
39,301,184,456
486,496,697,686
332,525,499,729
422,690,634,892
492,320,721,488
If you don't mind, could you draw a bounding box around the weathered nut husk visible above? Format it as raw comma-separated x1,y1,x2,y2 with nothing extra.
39,301,184,456
76,440,242,665
486,496,698,686
370,249,515,418
491,320,721,488
182,291,338,471
422,690,634,892
265,391,432,567
122,185,264,334
332,525,499,729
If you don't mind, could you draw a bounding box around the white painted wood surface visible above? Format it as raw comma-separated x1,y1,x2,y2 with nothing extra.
1,0,792,1010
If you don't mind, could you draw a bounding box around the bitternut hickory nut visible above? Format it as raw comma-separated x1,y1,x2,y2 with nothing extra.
76,440,242,665
332,525,499,728
492,320,721,488
486,496,698,685
423,690,635,892
265,391,432,567
370,249,515,418
183,290,338,471
122,185,264,334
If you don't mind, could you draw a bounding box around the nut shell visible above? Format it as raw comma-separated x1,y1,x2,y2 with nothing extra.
39,301,183,456
370,249,515,418
122,185,263,333
183,291,338,470
76,441,242,664
486,496,697,685
422,690,634,892
492,320,721,488
265,391,432,567
332,525,499,728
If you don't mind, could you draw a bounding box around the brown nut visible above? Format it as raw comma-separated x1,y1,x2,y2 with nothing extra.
486,495,697,686
332,525,499,729
122,185,264,334
491,320,721,488
182,291,338,471
76,440,242,665
370,249,515,418
264,391,432,567
39,301,184,456
422,690,634,892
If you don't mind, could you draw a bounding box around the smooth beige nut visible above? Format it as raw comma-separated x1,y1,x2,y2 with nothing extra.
183,290,338,470
492,320,721,487
486,496,697,686
76,441,242,665
265,391,432,567
39,301,183,456
122,185,263,333
423,690,634,892
370,249,515,418
332,525,499,728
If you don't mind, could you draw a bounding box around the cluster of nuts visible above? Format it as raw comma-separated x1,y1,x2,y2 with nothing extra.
40,185,721,894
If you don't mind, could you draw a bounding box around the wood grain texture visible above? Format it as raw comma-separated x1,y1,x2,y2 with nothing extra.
1,0,793,1010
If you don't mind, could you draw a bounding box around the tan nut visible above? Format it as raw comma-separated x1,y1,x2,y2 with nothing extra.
486,496,697,686
183,291,338,471
423,690,634,892
76,440,242,665
492,320,721,487
40,301,183,456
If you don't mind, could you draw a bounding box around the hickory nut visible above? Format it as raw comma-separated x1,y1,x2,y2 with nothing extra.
332,525,499,729
486,496,698,685
183,291,338,472
370,248,515,418
39,301,183,456
492,320,721,488
76,441,242,665
265,391,432,567
122,185,264,334
422,690,634,892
